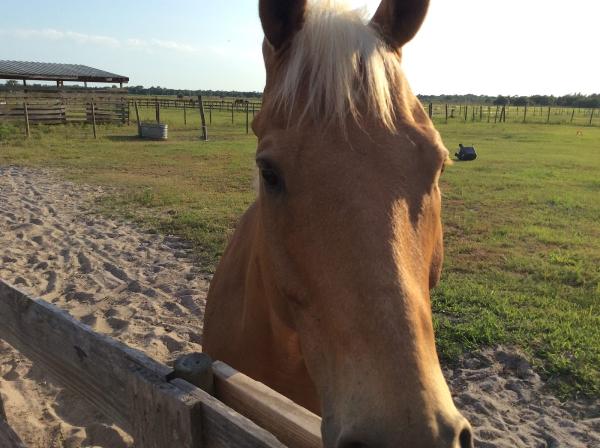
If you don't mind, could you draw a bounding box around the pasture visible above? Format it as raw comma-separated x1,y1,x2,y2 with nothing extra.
0,110,598,401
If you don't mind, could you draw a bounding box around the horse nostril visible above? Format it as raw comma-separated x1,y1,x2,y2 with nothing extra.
459,426,474,448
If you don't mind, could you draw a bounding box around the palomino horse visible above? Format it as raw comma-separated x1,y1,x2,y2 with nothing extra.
204,0,474,446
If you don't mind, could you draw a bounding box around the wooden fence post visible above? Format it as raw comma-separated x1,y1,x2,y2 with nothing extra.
523,105,528,123
134,101,141,136
23,101,30,138
479,105,483,121
209,105,212,125
428,103,433,119
155,100,160,124
245,102,250,134
487,106,491,123
198,95,208,141
494,106,499,123
546,106,551,124
127,100,130,126
231,102,234,124
590,109,595,126
91,101,97,139
445,104,448,123
570,109,575,123
464,105,468,121
183,102,187,126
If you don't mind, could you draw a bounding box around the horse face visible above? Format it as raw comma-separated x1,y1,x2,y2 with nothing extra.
252,2,473,447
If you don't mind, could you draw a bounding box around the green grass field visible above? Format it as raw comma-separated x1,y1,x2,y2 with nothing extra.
1,110,598,400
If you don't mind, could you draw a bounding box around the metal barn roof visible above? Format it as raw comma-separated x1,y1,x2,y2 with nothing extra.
0,60,128,84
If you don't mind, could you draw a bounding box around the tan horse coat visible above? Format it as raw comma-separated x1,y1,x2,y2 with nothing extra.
204,1,473,447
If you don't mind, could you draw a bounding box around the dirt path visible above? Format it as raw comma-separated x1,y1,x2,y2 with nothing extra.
0,166,598,447
0,166,207,447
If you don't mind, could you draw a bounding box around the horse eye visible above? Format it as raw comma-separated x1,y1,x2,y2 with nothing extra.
257,157,284,193
260,168,279,188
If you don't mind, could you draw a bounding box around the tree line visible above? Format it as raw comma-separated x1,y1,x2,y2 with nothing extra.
417,93,600,108
126,85,262,99
0,81,262,99
2,80,598,107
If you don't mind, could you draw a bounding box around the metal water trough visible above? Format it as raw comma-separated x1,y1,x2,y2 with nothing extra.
139,123,168,140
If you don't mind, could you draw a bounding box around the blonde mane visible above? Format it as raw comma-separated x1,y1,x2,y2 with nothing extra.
271,0,403,131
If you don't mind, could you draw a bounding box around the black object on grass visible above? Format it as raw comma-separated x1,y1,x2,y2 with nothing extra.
455,144,477,161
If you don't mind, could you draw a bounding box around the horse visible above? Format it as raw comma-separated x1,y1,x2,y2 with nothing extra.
203,1,474,446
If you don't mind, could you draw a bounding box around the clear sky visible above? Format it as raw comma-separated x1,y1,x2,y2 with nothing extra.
0,0,597,95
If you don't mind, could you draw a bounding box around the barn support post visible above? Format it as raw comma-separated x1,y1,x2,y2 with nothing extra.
23,101,30,138
198,95,208,141
91,101,97,139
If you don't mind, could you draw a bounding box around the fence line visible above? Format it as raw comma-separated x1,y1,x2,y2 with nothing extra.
2,95,598,138
424,103,598,127
1,92,128,126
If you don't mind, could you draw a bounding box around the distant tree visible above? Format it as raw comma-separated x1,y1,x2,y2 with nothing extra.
529,95,556,106
493,95,509,106
5,80,19,88
512,96,529,106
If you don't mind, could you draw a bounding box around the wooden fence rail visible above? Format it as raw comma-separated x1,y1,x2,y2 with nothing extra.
0,279,323,447
0,89,128,125
129,98,262,113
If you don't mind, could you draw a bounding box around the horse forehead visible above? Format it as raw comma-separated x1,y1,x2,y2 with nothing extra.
257,121,445,170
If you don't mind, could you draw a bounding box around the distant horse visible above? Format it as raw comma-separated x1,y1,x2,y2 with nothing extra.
204,1,473,447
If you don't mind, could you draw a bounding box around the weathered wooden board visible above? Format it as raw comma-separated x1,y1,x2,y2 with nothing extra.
0,280,284,448
213,361,322,448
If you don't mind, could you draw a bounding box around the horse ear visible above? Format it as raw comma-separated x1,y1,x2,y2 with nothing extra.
259,0,307,50
370,0,430,49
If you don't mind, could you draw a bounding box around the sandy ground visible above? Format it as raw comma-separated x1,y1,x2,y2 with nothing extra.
0,165,598,447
